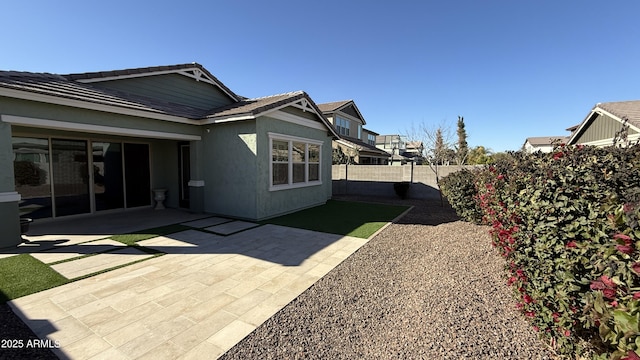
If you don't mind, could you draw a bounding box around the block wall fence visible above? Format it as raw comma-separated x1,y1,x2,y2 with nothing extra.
331,164,478,199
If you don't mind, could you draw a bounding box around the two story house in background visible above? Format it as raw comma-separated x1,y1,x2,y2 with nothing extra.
318,100,390,165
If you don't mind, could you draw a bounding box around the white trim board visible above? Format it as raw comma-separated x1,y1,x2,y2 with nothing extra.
2,115,201,141
0,192,21,203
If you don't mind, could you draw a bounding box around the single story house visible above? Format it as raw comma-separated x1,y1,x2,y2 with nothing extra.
522,136,568,153
317,100,390,165
0,63,338,247
568,100,640,147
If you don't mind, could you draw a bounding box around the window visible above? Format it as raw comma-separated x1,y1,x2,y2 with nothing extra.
357,125,362,140
367,134,376,146
270,133,323,190
335,116,350,136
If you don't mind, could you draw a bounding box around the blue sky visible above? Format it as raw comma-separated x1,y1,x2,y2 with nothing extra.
3,1,639,152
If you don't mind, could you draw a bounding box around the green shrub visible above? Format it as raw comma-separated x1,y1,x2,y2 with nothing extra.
441,144,640,359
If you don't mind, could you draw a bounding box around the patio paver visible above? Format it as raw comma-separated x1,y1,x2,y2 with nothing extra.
50,247,155,279
31,239,126,264
181,217,232,228
9,224,371,359
204,221,261,235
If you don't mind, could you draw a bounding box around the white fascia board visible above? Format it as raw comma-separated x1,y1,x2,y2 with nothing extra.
2,114,201,141
201,115,256,124
0,88,199,125
265,110,329,132
268,132,324,145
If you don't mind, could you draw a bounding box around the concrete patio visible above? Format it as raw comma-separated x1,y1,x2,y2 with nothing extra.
4,208,373,359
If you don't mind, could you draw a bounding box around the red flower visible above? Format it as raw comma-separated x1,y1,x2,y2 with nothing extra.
603,288,616,300
633,262,640,274
616,245,634,255
563,329,571,337
600,275,616,288
533,325,539,332
566,241,577,248
515,302,524,310
523,294,534,304
576,144,585,150
507,276,517,286
633,292,640,300
622,350,640,360
497,174,504,180
611,300,619,307
552,152,564,160
614,233,633,246
525,311,536,318
552,312,560,322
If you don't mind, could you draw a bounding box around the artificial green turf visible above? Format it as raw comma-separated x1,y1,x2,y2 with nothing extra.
262,200,409,238
0,254,69,303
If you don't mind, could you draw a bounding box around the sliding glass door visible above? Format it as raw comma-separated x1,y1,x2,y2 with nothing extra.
13,137,151,218
51,139,91,217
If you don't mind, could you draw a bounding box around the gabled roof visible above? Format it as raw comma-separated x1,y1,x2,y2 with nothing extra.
0,71,208,121
336,135,391,157
0,64,339,137
64,63,240,102
524,136,568,146
317,99,366,125
205,90,339,137
568,100,640,145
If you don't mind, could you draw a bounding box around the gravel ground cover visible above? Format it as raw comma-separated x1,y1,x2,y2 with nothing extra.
221,196,552,359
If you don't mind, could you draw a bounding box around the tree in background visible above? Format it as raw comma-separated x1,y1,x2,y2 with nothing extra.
467,145,494,164
455,116,469,165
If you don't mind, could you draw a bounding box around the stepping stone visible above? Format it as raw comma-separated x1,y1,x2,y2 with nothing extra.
50,247,153,279
182,217,231,228
205,221,260,235
31,239,125,264
138,230,223,254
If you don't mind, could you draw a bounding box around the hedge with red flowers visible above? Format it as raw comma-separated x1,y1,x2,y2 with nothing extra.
439,144,640,359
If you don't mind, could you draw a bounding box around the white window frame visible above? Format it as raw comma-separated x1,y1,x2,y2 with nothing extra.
269,132,323,191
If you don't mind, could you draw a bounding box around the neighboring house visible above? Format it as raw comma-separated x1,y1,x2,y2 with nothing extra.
522,136,568,153
0,63,338,247
317,100,389,165
375,135,425,164
568,100,640,147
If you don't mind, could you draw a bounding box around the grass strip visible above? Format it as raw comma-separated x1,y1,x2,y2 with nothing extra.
0,254,69,303
262,200,409,238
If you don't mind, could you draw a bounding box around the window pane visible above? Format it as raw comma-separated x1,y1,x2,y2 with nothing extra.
52,139,90,217
309,164,320,181
308,145,320,162
292,142,305,163
273,163,288,185
293,163,305,183
272,141,288,162
13,137,52,219
92,142,124,211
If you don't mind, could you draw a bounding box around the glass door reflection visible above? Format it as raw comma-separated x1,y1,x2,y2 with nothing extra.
51,139,90,217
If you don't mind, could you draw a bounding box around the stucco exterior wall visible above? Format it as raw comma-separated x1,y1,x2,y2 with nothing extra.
255,116,332,220
203,120,258,219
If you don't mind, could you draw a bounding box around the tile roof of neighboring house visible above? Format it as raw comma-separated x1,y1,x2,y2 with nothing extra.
317,100,352,113
525,136,568,146
596,100,640,128
337,135,390,157
0,71,208,119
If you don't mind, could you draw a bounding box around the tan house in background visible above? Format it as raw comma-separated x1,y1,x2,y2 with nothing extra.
318,100,389,164
522,136,568,153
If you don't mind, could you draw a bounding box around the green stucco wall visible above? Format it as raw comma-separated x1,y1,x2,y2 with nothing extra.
255,115,332,220
203,120,258,219
576,112,638,144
